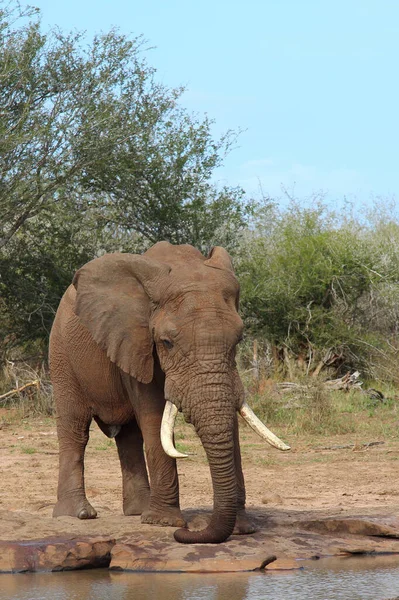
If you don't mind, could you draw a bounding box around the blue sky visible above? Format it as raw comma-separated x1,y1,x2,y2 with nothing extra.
30,0,399,204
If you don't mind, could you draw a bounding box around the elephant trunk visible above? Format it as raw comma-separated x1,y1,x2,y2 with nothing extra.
174,411,237,544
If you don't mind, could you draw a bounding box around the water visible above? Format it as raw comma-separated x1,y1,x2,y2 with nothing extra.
2,556,399,600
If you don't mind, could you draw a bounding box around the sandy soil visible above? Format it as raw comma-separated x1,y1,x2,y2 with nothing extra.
1,407,399,544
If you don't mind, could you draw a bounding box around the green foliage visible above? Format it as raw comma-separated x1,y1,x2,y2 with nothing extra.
0,207,94,345
2,4,399,386
237,198,399,380
0,2,249,252
0,3,251,352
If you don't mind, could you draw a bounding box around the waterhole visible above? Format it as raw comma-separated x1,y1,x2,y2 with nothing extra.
2,555,399,600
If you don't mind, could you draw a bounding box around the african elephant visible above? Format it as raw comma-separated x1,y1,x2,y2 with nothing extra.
49,242,289,544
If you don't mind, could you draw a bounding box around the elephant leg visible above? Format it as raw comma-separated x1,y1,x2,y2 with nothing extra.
134,387,185,527
53,403,97,519
141,425,186,527
233,415,256,535
115,420,150,515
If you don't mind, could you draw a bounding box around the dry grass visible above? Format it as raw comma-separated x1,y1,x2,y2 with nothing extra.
1,359,398,444
245,372,399,441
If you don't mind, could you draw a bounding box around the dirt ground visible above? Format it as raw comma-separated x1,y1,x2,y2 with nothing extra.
1,407,399,544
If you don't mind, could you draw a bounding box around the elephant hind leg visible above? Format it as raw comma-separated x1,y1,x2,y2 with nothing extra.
53,397,97,519
115,420,150,515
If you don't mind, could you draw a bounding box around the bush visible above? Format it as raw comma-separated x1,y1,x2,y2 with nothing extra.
0,3,252,354
236,197,399,381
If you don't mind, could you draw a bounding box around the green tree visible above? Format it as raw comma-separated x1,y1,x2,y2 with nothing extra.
236,199,399,380
0,2,251,353
0,3,249,251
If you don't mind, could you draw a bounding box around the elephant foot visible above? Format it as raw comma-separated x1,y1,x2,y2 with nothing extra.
53,498,97,520
141,506,186,528
123,490,150,516
233,511,257,535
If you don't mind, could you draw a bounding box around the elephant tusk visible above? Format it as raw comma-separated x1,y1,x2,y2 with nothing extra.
161,401,188,459
239,402,291,451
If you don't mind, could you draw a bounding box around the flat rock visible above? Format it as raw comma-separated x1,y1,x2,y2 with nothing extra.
300,516,399,538
0,536,114,573
110,539,281,572
1,507,399,573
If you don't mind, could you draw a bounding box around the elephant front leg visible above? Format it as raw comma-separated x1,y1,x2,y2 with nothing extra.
141,445,186,527
138,410,186,527
233,415,256,535
115,420,150,515
53,414,97,519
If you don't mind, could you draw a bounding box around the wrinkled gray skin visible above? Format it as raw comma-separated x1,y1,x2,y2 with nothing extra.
49,242,254,544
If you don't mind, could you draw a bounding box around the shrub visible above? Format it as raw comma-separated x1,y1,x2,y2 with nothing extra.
236,198,399,381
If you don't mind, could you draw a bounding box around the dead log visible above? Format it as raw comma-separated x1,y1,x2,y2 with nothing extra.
312,349,334,378
323,371,362,391
276,371,363,393
317,441,385,451
311,348,343,378
0,380,40,401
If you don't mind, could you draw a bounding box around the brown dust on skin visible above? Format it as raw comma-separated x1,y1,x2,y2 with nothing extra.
1,408,399,542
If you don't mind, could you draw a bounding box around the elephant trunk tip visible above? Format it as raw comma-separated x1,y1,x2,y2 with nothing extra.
173,522,234,544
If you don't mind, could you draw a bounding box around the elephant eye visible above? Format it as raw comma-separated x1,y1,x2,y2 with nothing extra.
162,339,174,350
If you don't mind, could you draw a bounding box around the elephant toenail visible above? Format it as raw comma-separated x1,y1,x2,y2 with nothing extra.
78,509,89,519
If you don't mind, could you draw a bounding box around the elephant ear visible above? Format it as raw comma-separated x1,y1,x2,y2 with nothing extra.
72,253,170,384
204,246,240,310
204,246,234,272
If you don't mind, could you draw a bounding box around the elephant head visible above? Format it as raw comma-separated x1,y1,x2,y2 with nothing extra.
72,241,289,543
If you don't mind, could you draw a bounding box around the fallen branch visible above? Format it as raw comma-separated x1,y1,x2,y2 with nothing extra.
276,371,363,393
276,382,306,393
311,348,344,378
323,371,362,391
0,380,40,401
317,441,385,451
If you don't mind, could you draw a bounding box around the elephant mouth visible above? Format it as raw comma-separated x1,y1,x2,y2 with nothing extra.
160,400,290,458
